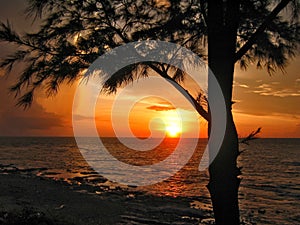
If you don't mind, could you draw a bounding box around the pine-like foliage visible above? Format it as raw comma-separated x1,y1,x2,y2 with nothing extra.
0,0,299,110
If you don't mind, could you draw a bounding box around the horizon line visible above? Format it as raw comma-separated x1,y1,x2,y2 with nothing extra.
0,136,299,139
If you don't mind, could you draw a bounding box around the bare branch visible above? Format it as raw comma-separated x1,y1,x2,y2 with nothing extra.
240,127,262,145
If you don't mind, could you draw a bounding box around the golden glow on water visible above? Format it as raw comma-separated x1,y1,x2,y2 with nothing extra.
136,138,208,197
103,137,178,166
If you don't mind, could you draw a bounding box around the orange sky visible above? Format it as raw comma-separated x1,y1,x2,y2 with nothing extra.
51,59,300,138
0,1,299,138
1,60,299,138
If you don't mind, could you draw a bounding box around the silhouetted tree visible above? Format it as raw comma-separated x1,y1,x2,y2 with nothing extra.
0,0,299,224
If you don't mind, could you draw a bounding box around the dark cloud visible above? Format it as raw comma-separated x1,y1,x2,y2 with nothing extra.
146,105,175,111
0,111,64,135
0,74,66,136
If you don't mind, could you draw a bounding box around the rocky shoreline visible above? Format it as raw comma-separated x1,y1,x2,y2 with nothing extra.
0,164,214,225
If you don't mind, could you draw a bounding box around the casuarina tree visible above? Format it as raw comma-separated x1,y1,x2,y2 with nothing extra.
0,0,299,224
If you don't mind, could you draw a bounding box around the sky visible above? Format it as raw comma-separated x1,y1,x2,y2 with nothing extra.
0,0,299,138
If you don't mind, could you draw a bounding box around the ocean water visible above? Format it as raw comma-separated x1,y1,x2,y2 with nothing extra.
238,139,300,224
0,137,299,224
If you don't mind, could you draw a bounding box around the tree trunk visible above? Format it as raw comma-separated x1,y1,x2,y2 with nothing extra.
207,110,240,225
207,1,241,224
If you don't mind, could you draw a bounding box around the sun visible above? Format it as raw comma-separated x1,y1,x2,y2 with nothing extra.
166,123,181,138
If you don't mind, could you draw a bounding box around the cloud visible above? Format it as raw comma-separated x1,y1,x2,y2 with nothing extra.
239,84,249,88
258,84,272,89
0,113,63,131
252,83,300,97
72,114,93,121
0,104,66,136
0,76,67,136
233,109,269,117
232,99,242,103
234,110,300,120
234,81,250,88
146,105,176,111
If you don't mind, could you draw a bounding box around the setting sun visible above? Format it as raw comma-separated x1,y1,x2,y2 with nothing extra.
166,123,181,138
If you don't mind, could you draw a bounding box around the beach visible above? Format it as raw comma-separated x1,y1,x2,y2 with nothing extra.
0,137,299,224
0,169,123,225
0,165,213,225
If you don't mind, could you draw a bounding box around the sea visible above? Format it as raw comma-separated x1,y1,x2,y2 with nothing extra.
0,137,299,225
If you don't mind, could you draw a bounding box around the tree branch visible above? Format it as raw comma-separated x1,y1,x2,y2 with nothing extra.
147,63,210,122
240,127,261,145
200,0,208,27
234,0,292,62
